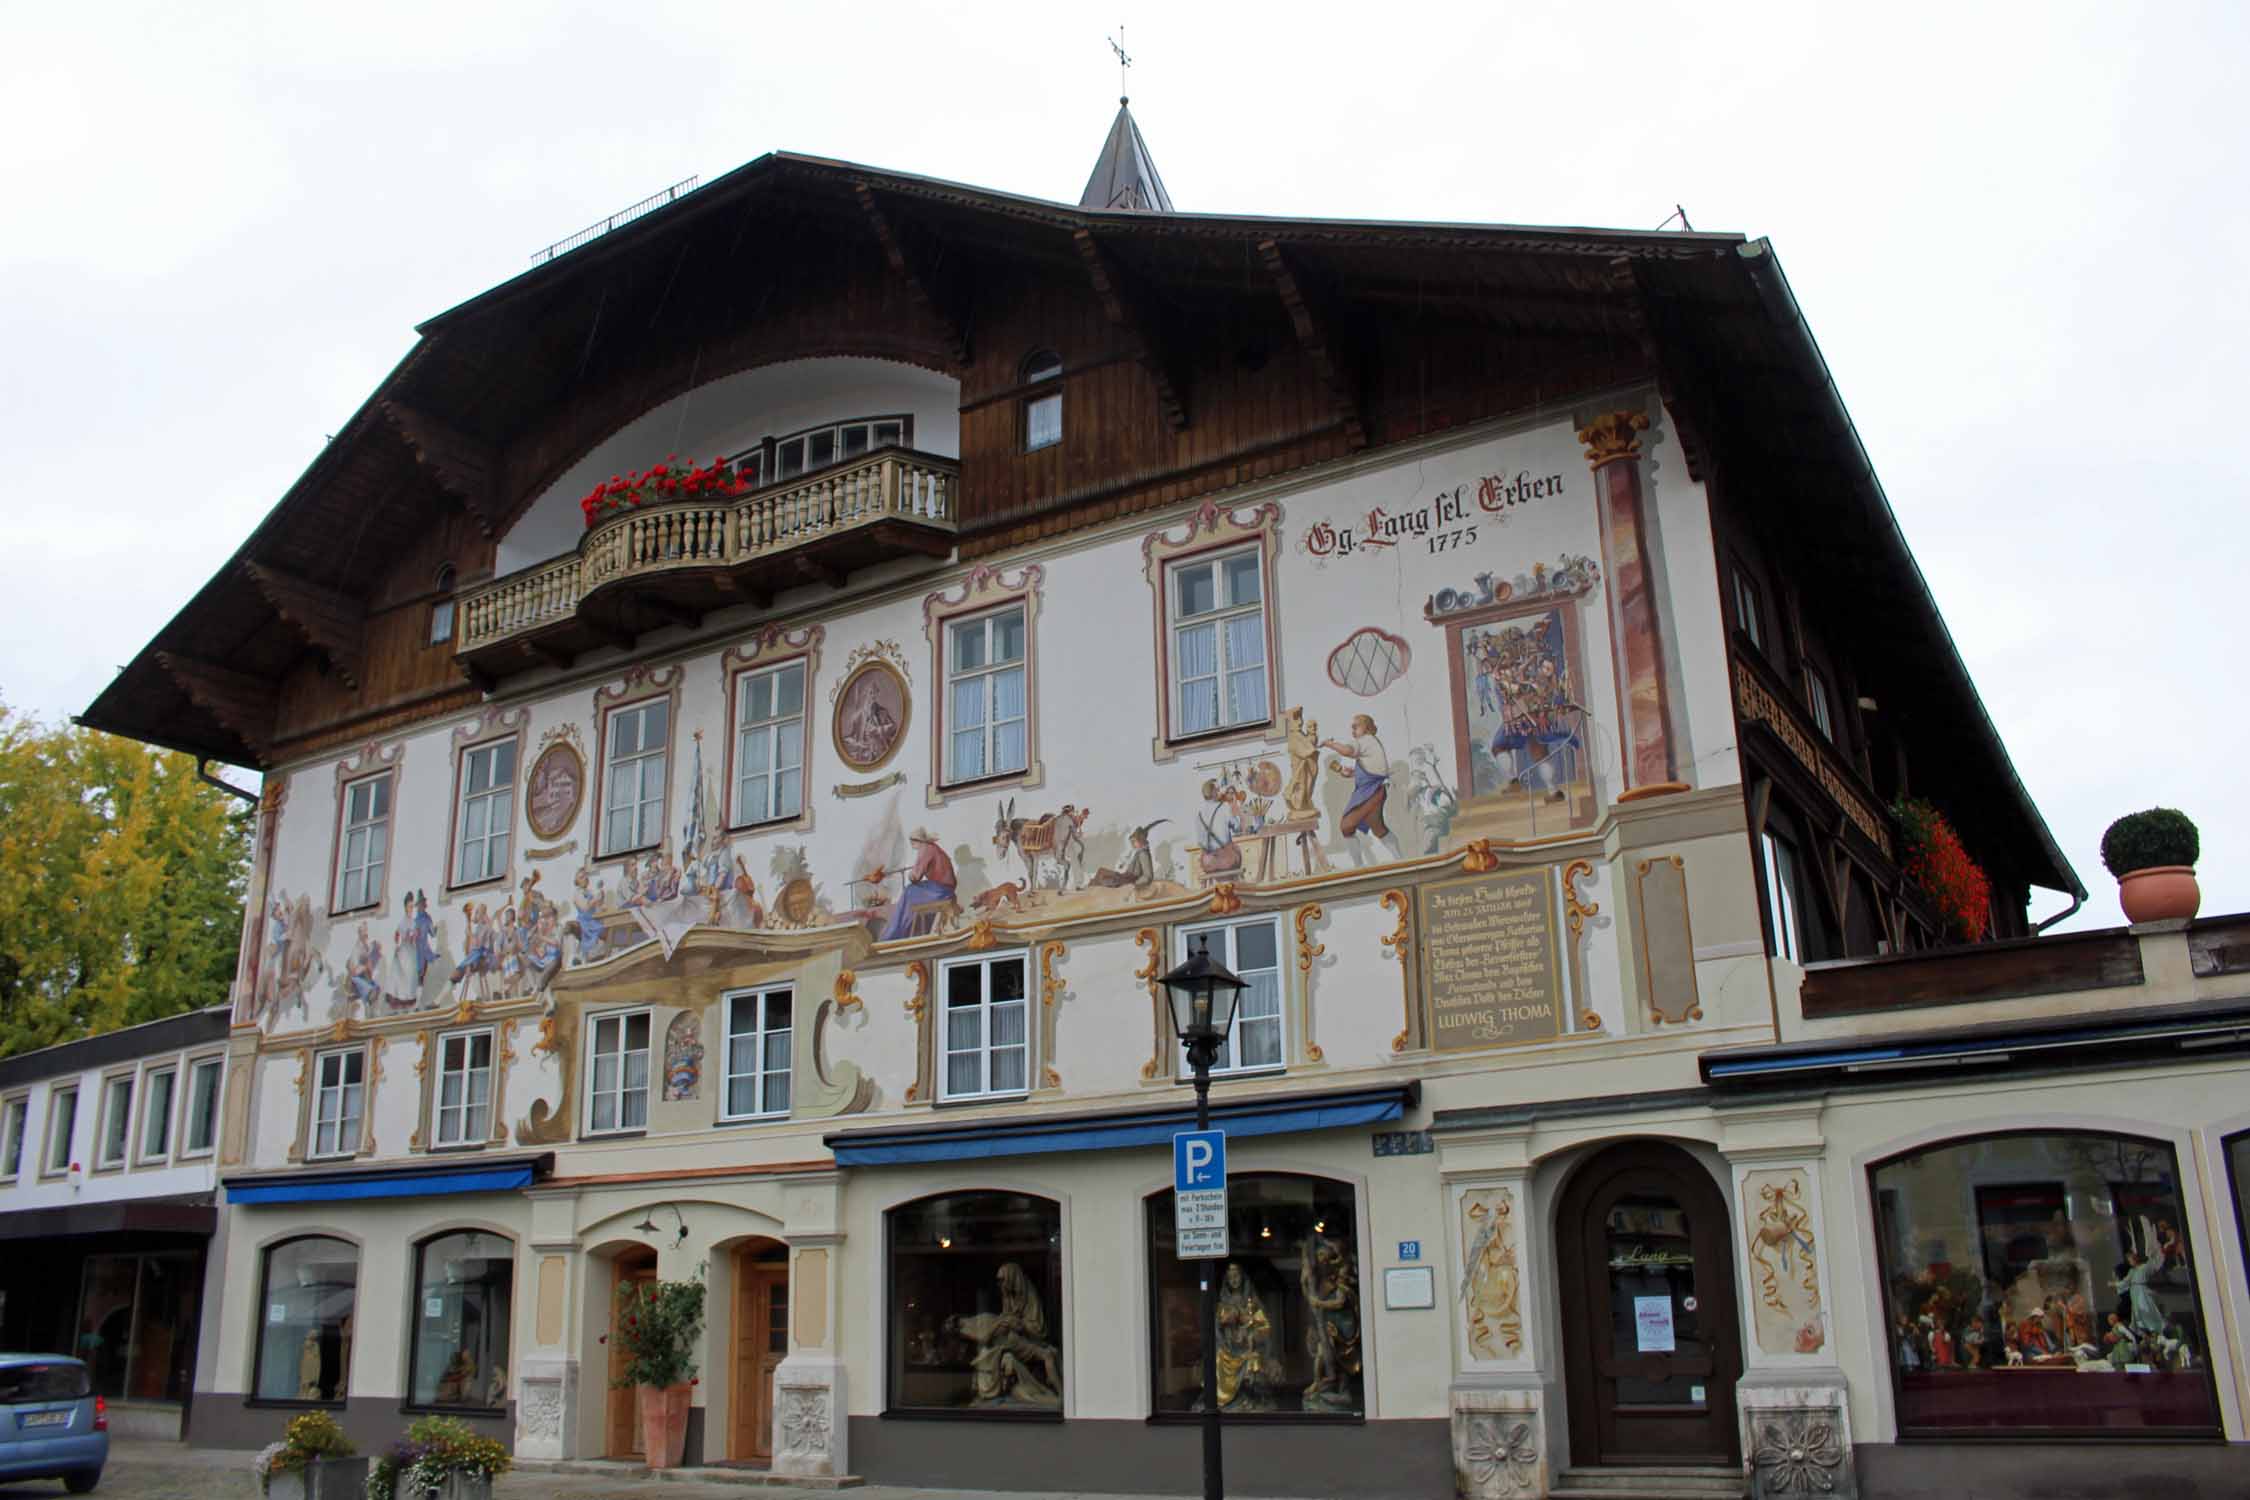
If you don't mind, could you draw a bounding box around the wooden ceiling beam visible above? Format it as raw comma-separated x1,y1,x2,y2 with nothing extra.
1258,239,1367,452
154,651,275,759
854,182,971,367
793,553,845,590
241,561,366,689
1072,229,1189,432
1607,255,1711,483
380,399,504,537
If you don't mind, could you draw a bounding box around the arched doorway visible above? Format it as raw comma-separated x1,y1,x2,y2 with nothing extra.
728,1239,790,1463
1556,1140,1742,1467
605,1245,658,1458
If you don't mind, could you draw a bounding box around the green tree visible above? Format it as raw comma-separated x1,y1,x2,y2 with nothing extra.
0,700,252,1056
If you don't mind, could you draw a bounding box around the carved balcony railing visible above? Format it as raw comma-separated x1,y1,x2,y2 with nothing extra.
456,448,957,680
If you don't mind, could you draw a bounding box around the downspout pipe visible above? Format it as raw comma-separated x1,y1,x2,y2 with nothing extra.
2034,889,2086,934
197,758,262,808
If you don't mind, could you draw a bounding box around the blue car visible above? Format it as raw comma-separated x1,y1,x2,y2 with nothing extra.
0,1355,107,1493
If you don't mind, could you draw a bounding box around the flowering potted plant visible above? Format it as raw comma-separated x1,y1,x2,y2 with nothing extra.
579,456,749,529
1893,798,1993,944
2100,807,2200,923
251,1411,364,1500
366,1415,513,1500
610,1272,707,1469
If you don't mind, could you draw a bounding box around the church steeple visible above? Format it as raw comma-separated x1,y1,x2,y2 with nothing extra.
1079,97,1174,214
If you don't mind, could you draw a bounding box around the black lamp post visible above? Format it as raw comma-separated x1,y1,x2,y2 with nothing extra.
1159,935,1249,1500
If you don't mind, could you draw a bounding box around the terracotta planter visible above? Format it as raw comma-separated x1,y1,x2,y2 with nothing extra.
637,1382,691,1469
2118,864,2200,924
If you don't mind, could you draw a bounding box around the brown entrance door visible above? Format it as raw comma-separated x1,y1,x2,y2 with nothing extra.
730,1252,790,1461
606,1248,658,1458
1558,1141,1742,1467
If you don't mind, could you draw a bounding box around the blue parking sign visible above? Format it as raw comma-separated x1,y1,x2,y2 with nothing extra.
1174,1129,1226,1190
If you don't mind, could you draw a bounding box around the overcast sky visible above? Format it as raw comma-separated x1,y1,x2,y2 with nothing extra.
3,2,2244,931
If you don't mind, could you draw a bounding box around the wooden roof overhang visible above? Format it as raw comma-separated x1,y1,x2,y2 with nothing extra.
76,151,2077,899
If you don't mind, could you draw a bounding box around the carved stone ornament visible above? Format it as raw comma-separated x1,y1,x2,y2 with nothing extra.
1576,408,1649,466
1751,1408,1846,1496
1457,1413,1539,1498
777,1385,833,1461
519,1379,564,1440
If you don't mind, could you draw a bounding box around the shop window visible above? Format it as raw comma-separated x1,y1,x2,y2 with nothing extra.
96,1075,132,1169
452,738,516,887
586,1009,652,1134
722,988,793,1120
77,1251,201,1402
43,1086,77,1175
1176,917,1284,1074
333,772,393,912
310,1048,365,1160
939,953,1030,1101
1166,547,1270,739
886,1192,1063,1413
1021,353,1063,452
409,1231,514,1411
254,1236,359,1404
1144,1173,1362,1417
182,1057,223,1157
137,1066,176,1164
1870,1131,2220,1437
1,1093,26,1178
434,1030,495,1148
731,661,807,827
599,699,670,857
943,607,1028,784
1760,830,1805,964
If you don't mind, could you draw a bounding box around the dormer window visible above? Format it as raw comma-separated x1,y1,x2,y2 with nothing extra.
1022,353,1063,452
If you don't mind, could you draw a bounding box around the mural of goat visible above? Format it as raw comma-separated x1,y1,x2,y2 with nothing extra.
992,799,1089,890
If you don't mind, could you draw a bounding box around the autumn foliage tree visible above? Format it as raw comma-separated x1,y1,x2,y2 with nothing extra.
0,699,252,1057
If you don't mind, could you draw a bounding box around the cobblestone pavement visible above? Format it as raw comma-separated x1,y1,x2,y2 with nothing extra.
7,1441,1324,1500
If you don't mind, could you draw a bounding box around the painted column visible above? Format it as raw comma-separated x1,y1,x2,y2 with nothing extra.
773,1172,849,1478
1441,1126,1551,1499
1578,409,1680,792
515,1231,582,1458
1718,1103,1857,1500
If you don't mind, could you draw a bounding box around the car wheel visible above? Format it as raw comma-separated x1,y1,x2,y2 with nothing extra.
64,1469,102,1494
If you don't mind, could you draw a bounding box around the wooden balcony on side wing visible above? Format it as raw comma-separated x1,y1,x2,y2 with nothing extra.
455,447,957,682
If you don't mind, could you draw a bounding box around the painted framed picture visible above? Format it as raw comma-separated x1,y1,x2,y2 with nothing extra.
833,659,909,772
526,739,586,840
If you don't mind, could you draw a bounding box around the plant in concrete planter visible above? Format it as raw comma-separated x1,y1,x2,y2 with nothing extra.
2101,807,2201,922
610,1271,707,1469
252,1410,364,1500
367,1415,513,1500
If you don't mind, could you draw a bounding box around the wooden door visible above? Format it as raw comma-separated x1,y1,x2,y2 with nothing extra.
730,1258,790,1461
606,1253,658,1458
1558,1141,1742,1467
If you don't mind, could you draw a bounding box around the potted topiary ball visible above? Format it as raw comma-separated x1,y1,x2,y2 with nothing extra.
2100,808,2201,923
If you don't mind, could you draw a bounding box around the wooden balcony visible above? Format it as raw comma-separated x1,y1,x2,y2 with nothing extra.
456,448,957,682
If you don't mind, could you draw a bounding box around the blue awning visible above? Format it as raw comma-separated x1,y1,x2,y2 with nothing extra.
224,1153,553,1205
825,1084,1416,1168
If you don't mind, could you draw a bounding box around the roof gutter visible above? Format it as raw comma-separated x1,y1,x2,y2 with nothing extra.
1734,239,2084,902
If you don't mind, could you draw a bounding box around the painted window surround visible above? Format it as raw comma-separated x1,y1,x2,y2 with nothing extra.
1142,499,1285,763
327,740,405,920
722,625,823,838
922,564,1045,806
591,665,684,866
446,710,526,894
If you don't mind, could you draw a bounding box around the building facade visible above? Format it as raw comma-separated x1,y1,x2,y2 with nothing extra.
77,120,2250,1496
0,1006,232,1440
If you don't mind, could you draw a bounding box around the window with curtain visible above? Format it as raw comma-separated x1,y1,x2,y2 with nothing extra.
1021,353,1062,452
886,1193,1063,1413
723,988,793,1120
433,1030,494,1147
1145,1174,1362,1417
944,607,1027,784
939,953,1029,1100
1168,547,1268,737
334,773,392,911
733,662,806,826
453,739,516,886
586,1010,651,1134
255,1236,360,1403
1176,917,1284,1073
1870,1131,2219,1437
409,1232,513,1410
311,1049,364,1159
601,701,669,856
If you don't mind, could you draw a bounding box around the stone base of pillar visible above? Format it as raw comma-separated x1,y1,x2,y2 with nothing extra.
770,1355,850,1479
1737,1370,1856,1499
1451,1380,1550,1499
513,1356,579,1460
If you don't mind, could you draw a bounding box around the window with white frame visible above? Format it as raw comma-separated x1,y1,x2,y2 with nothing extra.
44,1087,76,1174
601,701,669,856
1,1094,26,1178
97,1075,132,1168
1802,665,1835,742
1177,916,1286,1074
433,1029,494,1147
138,1066,176,1163
181,1057,223,1157
334,773,393,911
311,1048,365,1159
940,953,1030,1100
1761,830,1804,964
770,414,910,482
1167,547,1269,738
733,662,806,826
453,739,516,886
586,1010,652,1134
722,988,793,1120
1731,568,1765,651
944,607,1027,784
1022,353,1063,452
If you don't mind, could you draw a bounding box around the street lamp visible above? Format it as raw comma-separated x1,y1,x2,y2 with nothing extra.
1160,935,1248,1500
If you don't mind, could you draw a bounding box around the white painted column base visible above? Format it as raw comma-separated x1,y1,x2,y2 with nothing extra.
514,1356,580,1460
1737,1370,1856,1499
1451,1380,1549,1499
770,1354,849,1479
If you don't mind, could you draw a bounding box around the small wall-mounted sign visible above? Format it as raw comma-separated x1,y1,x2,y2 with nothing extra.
1372,1129,1434,1157
1384,1266,1437,1310
1398,1240,1422,1262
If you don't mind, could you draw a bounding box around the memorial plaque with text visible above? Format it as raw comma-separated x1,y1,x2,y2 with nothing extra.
1419,866,1564,1051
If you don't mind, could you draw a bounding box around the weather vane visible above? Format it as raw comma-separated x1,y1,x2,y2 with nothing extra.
1108,24,1133,103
